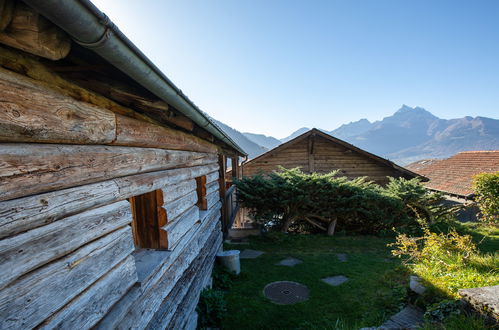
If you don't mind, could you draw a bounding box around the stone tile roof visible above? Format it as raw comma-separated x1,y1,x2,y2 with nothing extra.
405,151,499,197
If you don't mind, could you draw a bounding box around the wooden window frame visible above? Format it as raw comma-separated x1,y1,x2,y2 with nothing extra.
128,189,168,250
195,175,207,211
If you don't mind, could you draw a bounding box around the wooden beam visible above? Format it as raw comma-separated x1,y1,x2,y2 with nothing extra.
113,114,216,153
0,2,70,60
0,66,116,144
0,143,217,201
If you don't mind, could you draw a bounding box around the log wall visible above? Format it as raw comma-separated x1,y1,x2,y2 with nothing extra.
0,60,223,329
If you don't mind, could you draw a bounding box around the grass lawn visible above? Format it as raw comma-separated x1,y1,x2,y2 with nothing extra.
219,224,498,330
222,233,409,329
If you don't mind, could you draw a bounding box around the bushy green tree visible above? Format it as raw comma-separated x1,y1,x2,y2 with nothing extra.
472,172,499,224
235,167,445,235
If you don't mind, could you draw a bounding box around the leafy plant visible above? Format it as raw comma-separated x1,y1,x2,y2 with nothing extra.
196,289,227,329
472,172,499,224
424,299,462,322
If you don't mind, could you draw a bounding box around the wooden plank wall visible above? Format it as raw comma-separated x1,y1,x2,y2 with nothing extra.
243,134,403,184
0,62,223,328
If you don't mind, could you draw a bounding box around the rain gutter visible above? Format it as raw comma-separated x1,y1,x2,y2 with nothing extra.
23,0,246,156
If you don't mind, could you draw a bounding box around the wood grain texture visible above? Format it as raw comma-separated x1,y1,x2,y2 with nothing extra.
0,200,132,290
113,114,217,153
0,67,116,144
206,180,219,195
162,179,197,204
0,2,70,60
0,163,219,238
161,205,200,251
0,143,217,201
37,255,137,330
206,170,219,184
195,175,207,210
206,190,221,210
0,227,134,330
163,190,198,222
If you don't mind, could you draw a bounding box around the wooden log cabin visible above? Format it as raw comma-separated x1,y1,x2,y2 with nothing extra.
0,0,245,329
240,128,420,184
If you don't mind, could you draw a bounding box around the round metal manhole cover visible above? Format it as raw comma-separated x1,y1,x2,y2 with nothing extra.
263,281,309,305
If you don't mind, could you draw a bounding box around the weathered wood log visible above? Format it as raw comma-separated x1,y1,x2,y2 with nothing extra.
206,180,219,195
113,209,221,329
0,163,219,238
162,179,197,204
113,114,217,153
37,255,137,330
163,190,198,222
206,170,219,184
146,233,220,329
0,226,134,330
0,2,70,60
0,143,217,201
0,200,132,290
206,190,221,210
0,67,116,144
161,205,200,251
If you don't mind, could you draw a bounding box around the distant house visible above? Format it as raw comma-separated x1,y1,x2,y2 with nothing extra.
406,151,499,221
0,1,244,329
239,128,422,185
406,151,499,199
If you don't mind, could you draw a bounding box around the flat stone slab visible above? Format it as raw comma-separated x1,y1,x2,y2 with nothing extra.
263,281,309,305
409,275,426,295
321,275,348,286
459,285,499,320
276,257,302,267
336,253,348,262
379,305,424,329
239,249,265,259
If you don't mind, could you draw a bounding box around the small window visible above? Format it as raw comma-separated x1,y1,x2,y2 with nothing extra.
195,175,207,211
128,189,168,249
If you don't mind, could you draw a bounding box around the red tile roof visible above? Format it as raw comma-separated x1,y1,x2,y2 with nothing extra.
405,151,499,197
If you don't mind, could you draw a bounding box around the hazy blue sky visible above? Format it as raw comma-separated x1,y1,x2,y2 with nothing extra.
92,0,498,138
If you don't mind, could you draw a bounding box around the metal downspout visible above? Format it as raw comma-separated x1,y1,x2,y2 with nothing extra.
23,0,246,156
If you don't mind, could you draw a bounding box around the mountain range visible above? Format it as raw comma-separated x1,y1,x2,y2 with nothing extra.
214,105,499,165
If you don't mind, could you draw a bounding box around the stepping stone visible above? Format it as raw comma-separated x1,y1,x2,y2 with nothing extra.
239,249,265,259
336,253,348,262
409,275,426,295
263,281,309,305
379,305,424,329
321,275,349,286
276,257,302,267
459,285,499,321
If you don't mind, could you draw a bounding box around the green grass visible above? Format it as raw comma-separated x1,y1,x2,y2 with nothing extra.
222,233,409,329
413,222,499,300
218,223,498,329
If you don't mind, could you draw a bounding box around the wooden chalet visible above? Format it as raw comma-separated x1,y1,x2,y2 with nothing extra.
0,1,245,329
239,129,421,184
